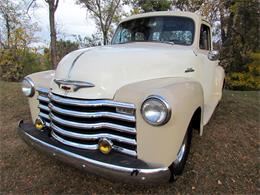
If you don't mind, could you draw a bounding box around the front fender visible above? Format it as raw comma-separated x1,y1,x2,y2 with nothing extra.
25,70,55,123
114,77,204,167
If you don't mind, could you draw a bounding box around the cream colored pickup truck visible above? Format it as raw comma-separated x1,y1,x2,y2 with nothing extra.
18,11,225,184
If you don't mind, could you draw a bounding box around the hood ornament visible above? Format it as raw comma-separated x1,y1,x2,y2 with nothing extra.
54,79,95,92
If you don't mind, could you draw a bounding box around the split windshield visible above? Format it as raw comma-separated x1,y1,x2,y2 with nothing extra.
112,16,195,46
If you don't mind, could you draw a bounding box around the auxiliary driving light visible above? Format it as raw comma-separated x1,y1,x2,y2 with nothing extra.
98,138,113,154
35,117,45,130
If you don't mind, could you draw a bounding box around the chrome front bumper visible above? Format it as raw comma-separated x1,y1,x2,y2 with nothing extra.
18,121,171,184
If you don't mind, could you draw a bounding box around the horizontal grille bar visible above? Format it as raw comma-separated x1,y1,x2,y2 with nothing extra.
51,131,98,150
49,93,135,109
39,112,50,121
48,103,135,122
51,123,137,145
49,113,136,134
36,87,49,94
38,95,50,103
38,104,50,112
51,131,137,157
46,122,50,127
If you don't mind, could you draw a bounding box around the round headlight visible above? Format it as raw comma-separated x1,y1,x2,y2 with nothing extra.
21,77,35,97
141,95,171,126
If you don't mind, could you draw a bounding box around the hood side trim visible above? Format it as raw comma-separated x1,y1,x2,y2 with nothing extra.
67,50,90,79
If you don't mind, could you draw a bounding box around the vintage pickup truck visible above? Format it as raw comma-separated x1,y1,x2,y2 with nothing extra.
18,11,225,184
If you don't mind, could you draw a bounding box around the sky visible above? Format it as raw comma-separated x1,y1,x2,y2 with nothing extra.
29,0,97,47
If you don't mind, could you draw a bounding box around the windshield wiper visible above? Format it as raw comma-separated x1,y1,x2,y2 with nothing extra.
115,40,175,45
157,40,175,45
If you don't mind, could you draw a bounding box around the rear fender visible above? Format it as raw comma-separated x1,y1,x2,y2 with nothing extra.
213,66,225,100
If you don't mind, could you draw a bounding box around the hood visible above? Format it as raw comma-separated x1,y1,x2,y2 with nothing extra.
51,42,197,99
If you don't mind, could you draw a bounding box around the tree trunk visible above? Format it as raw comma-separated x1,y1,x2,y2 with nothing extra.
49,5,57,69
103,32,108,45
5,14,10,48
219,6,227,45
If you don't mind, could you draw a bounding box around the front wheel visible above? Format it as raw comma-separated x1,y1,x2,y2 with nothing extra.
169,125,192,180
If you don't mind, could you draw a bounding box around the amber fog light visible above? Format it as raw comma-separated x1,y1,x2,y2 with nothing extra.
35,117,45,130
98,138,113,154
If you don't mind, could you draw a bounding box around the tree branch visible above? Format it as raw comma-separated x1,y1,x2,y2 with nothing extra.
26,0,36,14
54,0,59,11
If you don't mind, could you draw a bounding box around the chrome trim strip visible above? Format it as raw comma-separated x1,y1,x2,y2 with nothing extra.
49,93,135,109
38,104,50,112
18,123,171,184
49,113,136,134
36,87,49,94
49,103,135,122
51,131,137,157
38,95,50,103
51,123,137,146
184,67,195,73
39,112,50,120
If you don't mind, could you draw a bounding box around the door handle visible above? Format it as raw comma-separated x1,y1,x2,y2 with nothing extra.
185,68,195,73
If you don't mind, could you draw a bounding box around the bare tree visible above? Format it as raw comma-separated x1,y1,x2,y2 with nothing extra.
0,0,38,49
28,0,59,68
46,0,59,68
0,0,19,48
77,0,122,45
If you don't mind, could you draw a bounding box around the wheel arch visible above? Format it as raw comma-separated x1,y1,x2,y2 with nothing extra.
190,106,203,135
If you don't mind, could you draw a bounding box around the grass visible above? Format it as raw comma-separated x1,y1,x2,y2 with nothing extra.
0,81,259,194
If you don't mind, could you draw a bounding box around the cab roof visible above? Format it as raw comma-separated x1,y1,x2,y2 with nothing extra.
120,11,209,25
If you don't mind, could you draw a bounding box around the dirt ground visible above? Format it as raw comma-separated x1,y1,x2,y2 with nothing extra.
0,81,259,194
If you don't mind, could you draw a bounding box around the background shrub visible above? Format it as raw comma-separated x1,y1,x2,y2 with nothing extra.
226,52,260,90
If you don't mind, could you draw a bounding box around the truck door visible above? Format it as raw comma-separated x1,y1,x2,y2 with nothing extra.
196,23,217,105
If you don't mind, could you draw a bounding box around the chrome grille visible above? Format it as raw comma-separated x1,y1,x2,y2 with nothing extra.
36,88,137,157
37,88,50,127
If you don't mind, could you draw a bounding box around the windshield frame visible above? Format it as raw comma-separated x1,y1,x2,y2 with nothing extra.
111,16,196,46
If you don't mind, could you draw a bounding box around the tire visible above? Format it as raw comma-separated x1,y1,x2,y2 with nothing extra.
169,124,192,180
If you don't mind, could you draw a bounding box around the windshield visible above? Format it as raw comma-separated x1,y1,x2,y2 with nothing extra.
112,16,195,45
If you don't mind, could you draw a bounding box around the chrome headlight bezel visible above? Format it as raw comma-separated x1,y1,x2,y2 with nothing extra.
21,77,35,97
141,95,171,126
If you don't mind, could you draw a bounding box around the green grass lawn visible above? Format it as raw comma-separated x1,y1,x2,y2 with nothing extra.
0,81,259,194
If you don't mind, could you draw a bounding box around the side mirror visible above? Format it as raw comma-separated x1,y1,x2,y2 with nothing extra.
208,50,220,61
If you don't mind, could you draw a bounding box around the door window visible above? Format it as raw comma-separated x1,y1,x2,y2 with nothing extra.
199,24,211,50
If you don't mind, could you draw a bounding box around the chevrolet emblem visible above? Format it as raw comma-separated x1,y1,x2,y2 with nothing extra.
54,79,95,92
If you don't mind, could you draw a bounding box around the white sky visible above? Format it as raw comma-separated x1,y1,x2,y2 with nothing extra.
29,0,96,47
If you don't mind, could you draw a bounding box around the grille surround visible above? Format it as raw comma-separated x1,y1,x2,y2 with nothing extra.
37,88,137,157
